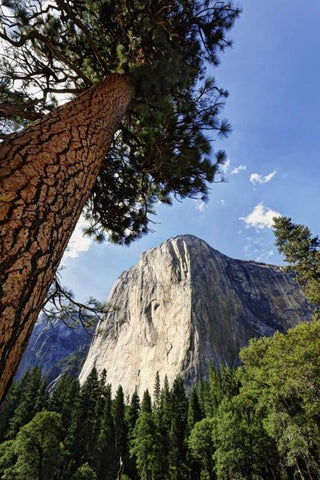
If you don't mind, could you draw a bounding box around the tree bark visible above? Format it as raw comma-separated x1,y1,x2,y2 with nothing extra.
0,73,134,403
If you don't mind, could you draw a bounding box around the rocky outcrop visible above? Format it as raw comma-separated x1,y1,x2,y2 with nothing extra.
15,315,93,383
79,235,312,396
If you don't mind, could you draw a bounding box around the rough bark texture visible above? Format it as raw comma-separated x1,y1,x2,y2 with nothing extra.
0,73,134,403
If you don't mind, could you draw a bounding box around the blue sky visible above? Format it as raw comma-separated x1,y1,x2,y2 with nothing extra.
61,0,320,304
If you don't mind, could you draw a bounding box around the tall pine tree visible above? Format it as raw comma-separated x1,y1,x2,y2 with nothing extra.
169,377,188,480
64,367,101,477
96,384,116,480
0,0,240,402
112,385,129,475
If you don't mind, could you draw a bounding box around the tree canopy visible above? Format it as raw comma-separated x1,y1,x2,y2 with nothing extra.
273,217,320,312
0,0,240,244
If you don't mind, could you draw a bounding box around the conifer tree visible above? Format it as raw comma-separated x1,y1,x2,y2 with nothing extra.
0,370,31,442
0,0,240,402
197,378,211,418
151,374,170,480
112,385,129,474
187,385,203,433
64,367,101,477
7,367,48,439
207,365,223,417
160,375,172,433
126,390,140,480
186,385,203,480
96,384,116,480
169,377,188,480
141,390,152,414
49,374,80,430
127,390,141,438
153,372,161,413
131,410,158,480
273,216,320,312
188,418,216,480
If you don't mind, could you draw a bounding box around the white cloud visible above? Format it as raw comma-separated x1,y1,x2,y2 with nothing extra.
231,164,246,175
63,216,93,259
255,250,275,263
219,158,231,175
239,203,281,229
195,201,207,212
249,170,276,185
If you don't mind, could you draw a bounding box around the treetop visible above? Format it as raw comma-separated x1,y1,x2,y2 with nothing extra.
1,0,240,244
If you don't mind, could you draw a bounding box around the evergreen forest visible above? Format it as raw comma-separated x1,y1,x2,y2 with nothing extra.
0,0,319,477
0,218,319,480
0,314,319,480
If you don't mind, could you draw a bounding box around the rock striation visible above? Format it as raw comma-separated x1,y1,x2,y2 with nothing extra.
79,235,312,397
16,315,93,383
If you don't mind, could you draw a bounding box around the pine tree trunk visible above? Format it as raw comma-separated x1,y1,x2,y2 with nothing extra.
0,73,134,403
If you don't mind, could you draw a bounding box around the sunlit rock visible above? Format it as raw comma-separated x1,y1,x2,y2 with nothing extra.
79,235,312,396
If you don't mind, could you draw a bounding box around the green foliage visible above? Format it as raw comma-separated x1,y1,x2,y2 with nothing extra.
0,0,240,244
187,386,203,432
213,395,279,480
112,385,128,463
49,374,80,430
0,440,17,480
169,377,188,480
141,390,152,414
153,372,161,413
130,412,159,480
5,367,48,440
273,216,320,311
2,329,320,480
64,367,104,476
43,277,112,327
72,463,97,480
0,370,30,442
96,384,116,480
127,390,141,437
0,411,63,480
239,321,320,479
188,418,215,480
208,364,239,416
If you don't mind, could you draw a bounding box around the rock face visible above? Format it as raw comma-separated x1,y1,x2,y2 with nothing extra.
15,315,93,383
79,235,312,397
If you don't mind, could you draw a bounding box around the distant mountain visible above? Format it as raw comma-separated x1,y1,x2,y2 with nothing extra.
79,235,312,396
15,315,94,383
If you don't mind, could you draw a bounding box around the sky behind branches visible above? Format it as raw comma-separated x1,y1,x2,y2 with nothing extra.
61,0,320,303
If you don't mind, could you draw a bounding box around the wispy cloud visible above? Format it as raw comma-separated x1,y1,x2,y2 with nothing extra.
219,158,231,175
231,164,246,175
255,250,275,263
239,203,281,229
249,170,276,185
63,216,93,260
195,201,207,213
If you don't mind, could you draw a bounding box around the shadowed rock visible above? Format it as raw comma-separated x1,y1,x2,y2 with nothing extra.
79,235,312,396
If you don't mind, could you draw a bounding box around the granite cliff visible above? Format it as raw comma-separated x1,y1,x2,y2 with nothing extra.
15,315,93,383
79,235,312,396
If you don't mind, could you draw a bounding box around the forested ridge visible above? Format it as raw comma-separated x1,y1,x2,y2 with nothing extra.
0,317,319,480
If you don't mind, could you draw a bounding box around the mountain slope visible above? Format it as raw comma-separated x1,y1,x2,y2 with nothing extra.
79,235,312,396
15,316,93,383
